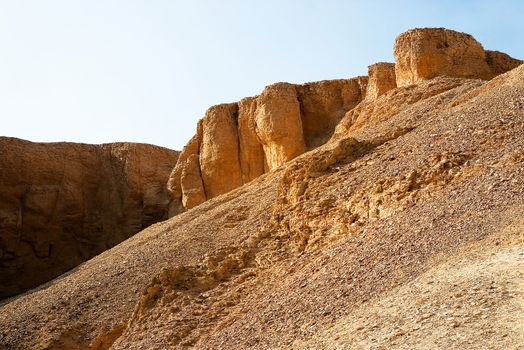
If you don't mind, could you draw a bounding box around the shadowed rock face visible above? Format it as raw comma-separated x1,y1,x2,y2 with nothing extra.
297,79,368,149
0,138,179,299
394,28,522,87
485,50,523,76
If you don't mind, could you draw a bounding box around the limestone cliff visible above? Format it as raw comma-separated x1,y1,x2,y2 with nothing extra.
1,43,523,350
168,77,368,214
0,138,179,299
0,28,523,350
168,28,521,214
365,62,397,100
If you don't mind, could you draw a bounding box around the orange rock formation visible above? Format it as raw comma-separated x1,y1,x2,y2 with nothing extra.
0,28,522,350
168,77,368,214
0,138,178,299
394,28,522,87
169,28,521,214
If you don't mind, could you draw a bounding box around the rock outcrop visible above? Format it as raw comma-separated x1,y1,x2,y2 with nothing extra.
255,83,305,170
394,28,522,87
200,103,243,199
366,62,397,100
168,77,367,213
485,50,524,76
180,154,206,209
238,97,266,183
166,28,521,215
296,78,368,148
2,54,524,350
0,138,179,299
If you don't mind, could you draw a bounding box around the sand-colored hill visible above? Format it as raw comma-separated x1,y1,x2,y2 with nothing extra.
0,28,523,350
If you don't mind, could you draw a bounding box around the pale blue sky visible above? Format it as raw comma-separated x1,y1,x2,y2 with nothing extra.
1,1,523,150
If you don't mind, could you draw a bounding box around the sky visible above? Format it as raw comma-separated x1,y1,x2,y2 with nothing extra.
1,1,523,150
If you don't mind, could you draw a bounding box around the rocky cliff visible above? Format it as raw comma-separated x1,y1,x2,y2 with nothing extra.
0,138,179,299
0,27,523,350
168,28,521,214
167,77,368,213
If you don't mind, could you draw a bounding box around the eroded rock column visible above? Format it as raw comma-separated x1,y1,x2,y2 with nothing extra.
180,154,207,209
200,103,243,199
238,97,266,183
366,63,396,100
255,83,305,171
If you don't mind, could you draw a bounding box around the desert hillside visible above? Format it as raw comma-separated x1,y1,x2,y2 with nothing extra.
0,27,523,350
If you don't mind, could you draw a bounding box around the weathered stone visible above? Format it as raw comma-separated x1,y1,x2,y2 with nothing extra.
0,138,178,299
485,50,522,76
296,78,368,149
181,154,207,209
200,103,243,199
255,83,305,170
394,28,492,87
168,78,369,212
394,28,522,87
166,120,202,215
167,29,521,214
238,97,266,183
366,63,396,100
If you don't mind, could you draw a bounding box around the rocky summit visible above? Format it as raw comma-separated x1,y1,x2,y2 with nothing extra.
0,27,523,350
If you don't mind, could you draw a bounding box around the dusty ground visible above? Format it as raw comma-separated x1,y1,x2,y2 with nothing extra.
0,64,523,349
294,217,524,350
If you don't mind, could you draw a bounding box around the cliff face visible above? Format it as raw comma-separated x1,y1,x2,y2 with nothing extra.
365,62,397,100
168,28,521,214
0,138,179,299
167,77,368,214
0,27,523,350
1,54,522,350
